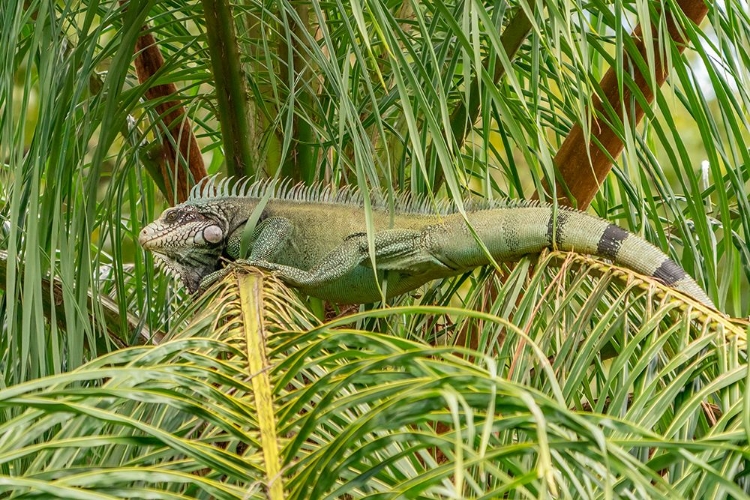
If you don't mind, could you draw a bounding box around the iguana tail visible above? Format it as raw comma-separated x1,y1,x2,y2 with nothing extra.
546,208,714,308
455,207,716,308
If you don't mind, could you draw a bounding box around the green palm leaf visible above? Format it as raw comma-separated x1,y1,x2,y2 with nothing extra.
1,260,745,498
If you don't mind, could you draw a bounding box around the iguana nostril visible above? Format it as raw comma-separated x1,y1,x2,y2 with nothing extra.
138,227,150,247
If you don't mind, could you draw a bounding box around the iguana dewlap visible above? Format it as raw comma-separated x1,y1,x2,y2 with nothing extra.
139,179,715,308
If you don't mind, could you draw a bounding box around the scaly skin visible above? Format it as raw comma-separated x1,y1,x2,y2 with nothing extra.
138,179,716,308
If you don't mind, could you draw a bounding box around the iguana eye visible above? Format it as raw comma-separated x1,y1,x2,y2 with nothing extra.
164,211,179,223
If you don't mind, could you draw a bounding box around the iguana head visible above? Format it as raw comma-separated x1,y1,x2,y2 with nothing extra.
139,203,229,293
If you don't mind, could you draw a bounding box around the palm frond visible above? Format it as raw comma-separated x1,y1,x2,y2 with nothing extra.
1,261,745,498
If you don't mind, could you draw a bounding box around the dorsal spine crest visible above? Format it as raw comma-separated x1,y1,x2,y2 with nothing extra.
187,176,548,215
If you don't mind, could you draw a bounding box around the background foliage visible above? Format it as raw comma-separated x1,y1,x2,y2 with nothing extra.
0,0,749,497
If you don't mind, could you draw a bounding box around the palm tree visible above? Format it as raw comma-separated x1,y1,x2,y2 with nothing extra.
1,0,748,497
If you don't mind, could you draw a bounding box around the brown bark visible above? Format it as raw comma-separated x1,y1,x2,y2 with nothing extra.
550,0,709,209
132,26,207,203
120,0,207,203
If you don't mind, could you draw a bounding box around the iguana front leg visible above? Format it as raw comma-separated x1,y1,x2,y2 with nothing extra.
198,217,293,291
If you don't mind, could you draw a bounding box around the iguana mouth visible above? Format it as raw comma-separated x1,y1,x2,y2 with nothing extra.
138,226,158,250
138,226,180,251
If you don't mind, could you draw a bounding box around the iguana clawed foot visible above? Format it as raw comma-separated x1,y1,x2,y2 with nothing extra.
197,259,279,294
197,266,233,294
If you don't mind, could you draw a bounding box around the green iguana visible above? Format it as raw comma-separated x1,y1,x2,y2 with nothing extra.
139,178,716,308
